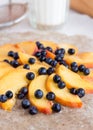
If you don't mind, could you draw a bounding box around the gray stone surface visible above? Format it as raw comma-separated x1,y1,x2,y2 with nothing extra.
0,32,93,130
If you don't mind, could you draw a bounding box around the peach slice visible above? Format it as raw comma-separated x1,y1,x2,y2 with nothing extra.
17,41,37,55
46,73,82,108
56,65,93,93
18,52,38,64
18,51,50,68
46,50,55,59
64,55,81,65
28,75,53,114
78,52,93,68
0,62,15,79
58,43,78,54
0,69,36,110
64,52,93,68
0,43,23,57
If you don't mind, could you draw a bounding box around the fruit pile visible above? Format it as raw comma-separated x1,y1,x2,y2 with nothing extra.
0,41,93,115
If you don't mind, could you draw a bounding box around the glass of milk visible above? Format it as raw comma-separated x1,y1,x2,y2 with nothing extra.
28,0,69,30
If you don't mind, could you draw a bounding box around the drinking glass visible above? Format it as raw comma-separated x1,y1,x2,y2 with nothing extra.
28,0,70,30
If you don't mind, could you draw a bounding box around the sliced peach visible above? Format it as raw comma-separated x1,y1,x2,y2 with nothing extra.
81,76,93,84
28,75,53,114
64,52,93,68
0,62,14,79
56,65,93,93
18,52,38,64
17,41,37,55
64,54,81,65
18,51,50,68
0,43,23,57
0,69,36,110
58,43,78,54
46,50,55,59
78,52,93,68
46,73,82,108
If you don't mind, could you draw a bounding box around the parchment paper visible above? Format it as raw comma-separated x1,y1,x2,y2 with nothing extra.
0,32,93,130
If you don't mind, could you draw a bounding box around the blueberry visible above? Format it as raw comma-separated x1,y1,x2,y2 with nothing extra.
39,56,46,62
45,58,52,64
8,51,14,57
58,53,64,58
60,48,65,54
36,42,44,49
46,92,55,101
52,103,61,112
50,60,57,67
10,60,19,68
76,88,85,98
55,55,63,62
69,88,77,95
17,93,25,99
38,44,44,49
58,81,66,89
78,65,85,72
13,52,19,60
36,41,41,46
53,74,61,83
3,59,10,63
23,64,30,70
20,87,28,95
55,48,65,55
26,72,35,80
34,89,43,99
29,106,38,115
41,50,46,56
71,66,78,73
59,60,66,65
28,58,36,64
38,67,47,75
68,48,75,55
47,67,54,75
59,60,68,68
45,46,53,52
83,68,90,75
0,94,7,103
35,52,41,58
71,62,78,68
5,90,13,99
55,49,62,55
21,99,30,109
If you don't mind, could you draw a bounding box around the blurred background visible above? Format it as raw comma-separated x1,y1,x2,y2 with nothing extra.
0,0,93,38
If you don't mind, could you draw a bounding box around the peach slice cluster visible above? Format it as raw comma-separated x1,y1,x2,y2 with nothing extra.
0,41,93,114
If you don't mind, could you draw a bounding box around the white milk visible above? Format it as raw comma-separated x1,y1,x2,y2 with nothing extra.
29,0,69,29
